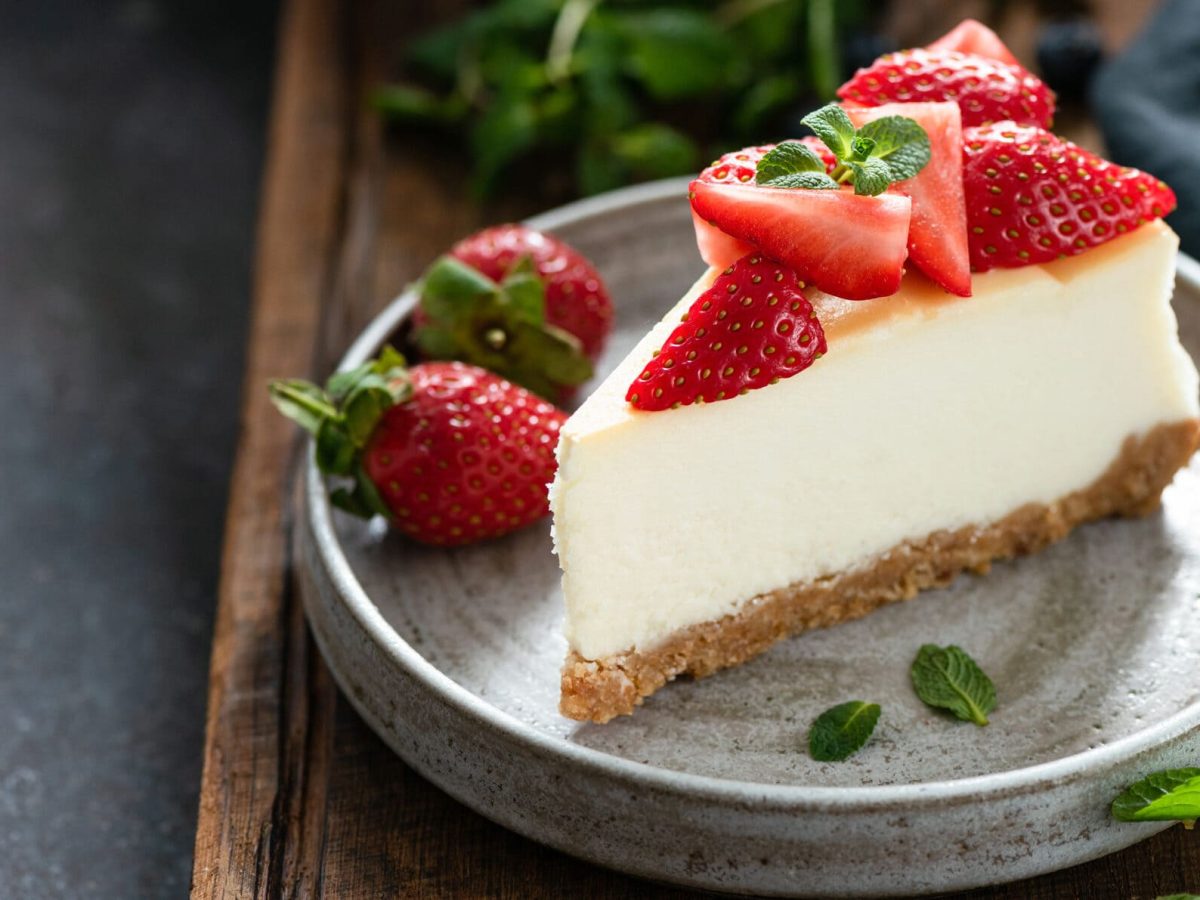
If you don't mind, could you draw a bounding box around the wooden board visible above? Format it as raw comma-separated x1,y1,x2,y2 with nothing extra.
191,0,1200,896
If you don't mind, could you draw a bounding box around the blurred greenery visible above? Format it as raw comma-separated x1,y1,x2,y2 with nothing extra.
376,0,873,198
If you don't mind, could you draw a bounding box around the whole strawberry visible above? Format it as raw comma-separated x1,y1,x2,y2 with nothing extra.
962,122,1177,271
412,225,613,401
838,49,1056,128
627,254,826,411
270,349,565,546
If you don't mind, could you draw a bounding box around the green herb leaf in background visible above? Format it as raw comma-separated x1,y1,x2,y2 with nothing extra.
910,644,996,726
1112,768,1200,826
376,0,871,199
808,700,881,762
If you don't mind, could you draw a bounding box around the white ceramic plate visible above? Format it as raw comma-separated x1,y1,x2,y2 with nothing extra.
298,178,1200,897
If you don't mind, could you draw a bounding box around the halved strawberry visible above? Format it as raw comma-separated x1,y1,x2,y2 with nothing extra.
627,254,826,411
926,19,1019,66
689,181,912,300
837,49,1055,128
691,140,837,270
846,102,971,296
962,122,1177,270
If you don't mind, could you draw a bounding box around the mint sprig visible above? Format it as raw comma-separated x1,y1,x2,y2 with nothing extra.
1112,768,1200,827
911,644,996,726
756,102,930,197
809,700,881,762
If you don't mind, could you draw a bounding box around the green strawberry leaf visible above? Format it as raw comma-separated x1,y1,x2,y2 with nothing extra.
315,418,356,477
268,380,337,433
846,157,892,197
1112,768,1200,824
911,644,996,726
858,115,932,182
499,267,547,325
801,104,856,159
420,256,500,320
809,700,881,762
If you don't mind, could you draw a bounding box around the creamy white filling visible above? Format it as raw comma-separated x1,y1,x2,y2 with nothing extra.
551,223,1199,661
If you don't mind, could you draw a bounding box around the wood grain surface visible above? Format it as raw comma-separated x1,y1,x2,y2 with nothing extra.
191,0,1200,896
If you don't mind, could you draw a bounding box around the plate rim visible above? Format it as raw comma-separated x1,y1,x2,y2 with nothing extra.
307,176,1200,811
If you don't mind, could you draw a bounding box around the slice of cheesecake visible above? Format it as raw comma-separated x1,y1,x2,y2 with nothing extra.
551,219,1200,723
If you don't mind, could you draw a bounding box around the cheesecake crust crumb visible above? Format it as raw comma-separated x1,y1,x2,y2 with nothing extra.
560,419,1200,723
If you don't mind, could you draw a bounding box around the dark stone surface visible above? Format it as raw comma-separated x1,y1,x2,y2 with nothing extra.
0,1,276,895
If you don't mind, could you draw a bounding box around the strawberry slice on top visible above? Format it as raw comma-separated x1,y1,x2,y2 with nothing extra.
962,122,1177,271
846,102,970,296
627,254,826,411
691,139,836,270
690,182,912,301
837,49,1055,128
925,19,1019,66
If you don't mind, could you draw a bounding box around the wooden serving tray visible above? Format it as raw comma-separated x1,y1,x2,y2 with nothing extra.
190,0,1200,895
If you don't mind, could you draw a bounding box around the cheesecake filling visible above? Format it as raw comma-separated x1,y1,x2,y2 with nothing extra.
551,222,1199,662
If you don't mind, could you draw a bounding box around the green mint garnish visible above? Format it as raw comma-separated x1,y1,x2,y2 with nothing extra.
1112,768,1200,827
808,700,881,762
910,644,996,726
755,102,931,197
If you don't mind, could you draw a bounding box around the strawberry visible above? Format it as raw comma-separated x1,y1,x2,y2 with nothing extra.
837,49,1056,128
412,224,613,401
926,19,1019,67
627,254,826,411
846,102,971,296
689,180,912,300
269,350,565,547
961,122,1177,271
691,140,837,270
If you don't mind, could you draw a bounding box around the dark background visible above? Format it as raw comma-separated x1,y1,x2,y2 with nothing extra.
0,0,276,895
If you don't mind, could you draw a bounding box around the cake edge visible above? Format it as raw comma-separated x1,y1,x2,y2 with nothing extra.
559,418,1200,724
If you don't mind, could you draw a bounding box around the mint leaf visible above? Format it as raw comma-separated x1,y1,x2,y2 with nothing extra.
846,157,891,196
801,104,856,159
809,701,881,762
757,141,829,180
761,171,840,190
911,645,996,726
857,115,931,182
1112,768,1200,824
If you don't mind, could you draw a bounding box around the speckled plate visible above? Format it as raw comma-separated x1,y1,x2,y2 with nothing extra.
298,178,1200,897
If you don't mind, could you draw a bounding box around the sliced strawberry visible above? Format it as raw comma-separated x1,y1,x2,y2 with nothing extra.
846,102,970,296
962,122,1177,270
837,49,1055,128
627,254,826,411
691,140,837,270
689,181,912,300
926,19,1019,66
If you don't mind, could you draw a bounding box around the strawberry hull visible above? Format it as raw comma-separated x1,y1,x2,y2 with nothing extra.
689,181,912,301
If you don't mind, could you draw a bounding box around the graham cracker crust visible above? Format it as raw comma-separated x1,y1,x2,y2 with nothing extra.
560,419,1200,723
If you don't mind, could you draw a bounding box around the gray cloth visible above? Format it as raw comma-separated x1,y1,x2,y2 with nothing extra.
1091,0,1200,257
